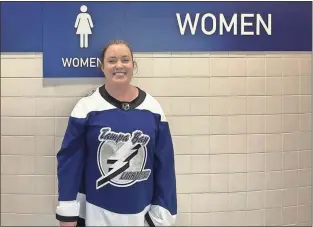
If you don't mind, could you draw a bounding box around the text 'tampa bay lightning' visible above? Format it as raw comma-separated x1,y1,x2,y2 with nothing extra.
96,127,151,189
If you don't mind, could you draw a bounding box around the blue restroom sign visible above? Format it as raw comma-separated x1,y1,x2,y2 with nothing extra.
1,1,311,78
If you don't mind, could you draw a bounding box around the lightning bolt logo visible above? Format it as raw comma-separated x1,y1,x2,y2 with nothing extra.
96,144,141,190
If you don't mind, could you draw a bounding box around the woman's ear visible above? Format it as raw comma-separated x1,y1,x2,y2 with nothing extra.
99,62,106,78
100,62,105,73
133,60,138,75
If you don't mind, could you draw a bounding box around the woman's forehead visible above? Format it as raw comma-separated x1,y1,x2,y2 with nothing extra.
106,44,131,55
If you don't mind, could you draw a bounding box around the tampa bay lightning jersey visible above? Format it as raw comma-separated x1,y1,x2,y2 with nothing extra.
56,85,177,226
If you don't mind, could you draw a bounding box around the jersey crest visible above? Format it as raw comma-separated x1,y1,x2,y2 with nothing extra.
96,127,151,189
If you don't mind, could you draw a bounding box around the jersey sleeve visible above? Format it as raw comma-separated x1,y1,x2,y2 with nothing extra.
145,110,177,226
56,100,88,222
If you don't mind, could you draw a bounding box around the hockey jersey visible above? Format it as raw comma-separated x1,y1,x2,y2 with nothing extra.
56,85,177,226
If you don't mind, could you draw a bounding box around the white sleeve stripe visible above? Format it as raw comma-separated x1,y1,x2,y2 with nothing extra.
148,205,176,226
56,200,80,217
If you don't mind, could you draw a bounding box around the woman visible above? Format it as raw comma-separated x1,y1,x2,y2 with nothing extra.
55,40,177,226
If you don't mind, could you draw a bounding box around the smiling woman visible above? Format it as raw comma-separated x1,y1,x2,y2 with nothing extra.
55,40,178,227
100,40,138,94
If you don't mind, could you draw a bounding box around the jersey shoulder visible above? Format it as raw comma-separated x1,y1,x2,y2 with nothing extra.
70,87,114,119
137,91,167,122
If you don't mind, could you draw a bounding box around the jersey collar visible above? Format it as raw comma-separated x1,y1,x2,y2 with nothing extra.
99,84,146,110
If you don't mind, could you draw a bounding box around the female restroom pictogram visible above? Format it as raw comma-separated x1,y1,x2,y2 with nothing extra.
74,5,94,48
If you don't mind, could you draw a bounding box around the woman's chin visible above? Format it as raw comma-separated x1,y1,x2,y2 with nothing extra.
112,75,129,83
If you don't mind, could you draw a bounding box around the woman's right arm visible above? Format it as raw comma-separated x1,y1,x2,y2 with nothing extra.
56,100,88,225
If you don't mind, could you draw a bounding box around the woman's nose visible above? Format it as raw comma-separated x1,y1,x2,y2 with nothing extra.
116,60,123,68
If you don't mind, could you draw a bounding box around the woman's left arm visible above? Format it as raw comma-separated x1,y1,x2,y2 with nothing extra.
145,110,177,226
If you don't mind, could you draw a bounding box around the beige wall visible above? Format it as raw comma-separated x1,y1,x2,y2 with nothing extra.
1,51,312,226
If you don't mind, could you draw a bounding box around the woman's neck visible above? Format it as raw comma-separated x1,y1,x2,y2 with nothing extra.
105,83,138,102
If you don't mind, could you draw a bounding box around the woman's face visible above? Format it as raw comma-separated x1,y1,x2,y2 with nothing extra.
102,44,134,85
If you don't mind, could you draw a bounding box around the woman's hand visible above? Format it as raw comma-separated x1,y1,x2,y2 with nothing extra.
59,221,77,227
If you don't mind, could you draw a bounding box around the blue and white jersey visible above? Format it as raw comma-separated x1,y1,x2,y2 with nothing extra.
56,85,177,226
